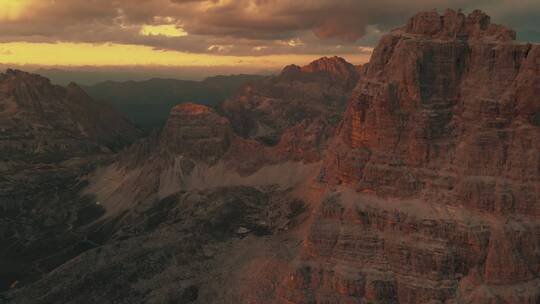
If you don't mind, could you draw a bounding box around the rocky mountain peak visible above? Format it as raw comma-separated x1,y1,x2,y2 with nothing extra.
279,64,302,77
278,56,357,82
401,8,516,41
1,69,55,95
302,56,354,74
160,102,231,162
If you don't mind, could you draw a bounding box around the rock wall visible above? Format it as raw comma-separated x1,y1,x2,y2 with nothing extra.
278,9,540,304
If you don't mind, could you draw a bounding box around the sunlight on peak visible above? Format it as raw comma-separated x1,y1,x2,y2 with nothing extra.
0,0,30,20
139,24,188,37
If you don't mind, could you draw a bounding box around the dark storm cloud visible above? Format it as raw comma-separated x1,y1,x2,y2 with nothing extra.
1,0,540,55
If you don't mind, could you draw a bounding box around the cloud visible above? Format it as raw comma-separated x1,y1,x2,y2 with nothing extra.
0,0,539,56
0,48,13,55
140,25,188,37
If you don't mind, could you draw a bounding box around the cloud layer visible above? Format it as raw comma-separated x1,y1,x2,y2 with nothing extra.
1,0,539,56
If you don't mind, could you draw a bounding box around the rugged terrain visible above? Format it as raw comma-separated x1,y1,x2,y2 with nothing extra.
0,70,140,294
279,9,540,303
2,9,540,304
222,56,359,144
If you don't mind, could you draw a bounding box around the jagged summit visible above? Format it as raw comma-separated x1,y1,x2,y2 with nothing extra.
302,56,355,73
397,9,516,41
279,56,357,81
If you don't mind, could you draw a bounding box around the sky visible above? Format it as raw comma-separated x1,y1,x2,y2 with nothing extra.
1,0,540,78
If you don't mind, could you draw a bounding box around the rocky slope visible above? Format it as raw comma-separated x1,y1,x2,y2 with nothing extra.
0,70,140,294
83,57,357,216
3,9,540,304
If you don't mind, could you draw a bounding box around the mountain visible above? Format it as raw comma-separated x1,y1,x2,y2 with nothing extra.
83,74,268,130
3,9,540,304
286,9,540,303
0,70,141,293
0,69,141,159
79,56,358,214
222,56,359,144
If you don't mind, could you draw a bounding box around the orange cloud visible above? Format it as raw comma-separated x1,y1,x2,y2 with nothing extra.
140,25,188,37
0,0,30,20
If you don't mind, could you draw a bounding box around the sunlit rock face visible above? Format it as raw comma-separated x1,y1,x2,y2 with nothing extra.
274,9,540,304
325,9,539,213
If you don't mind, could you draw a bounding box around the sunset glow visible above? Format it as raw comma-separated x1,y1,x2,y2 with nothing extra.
0,0,29,20
0,0,537,69
0,42,371,67
139,25,188,37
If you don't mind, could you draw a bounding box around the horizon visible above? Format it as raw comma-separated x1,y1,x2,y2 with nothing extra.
0,54,362,85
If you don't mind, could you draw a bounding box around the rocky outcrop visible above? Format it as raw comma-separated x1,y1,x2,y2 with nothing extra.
404,9,516,41
159,103,232,162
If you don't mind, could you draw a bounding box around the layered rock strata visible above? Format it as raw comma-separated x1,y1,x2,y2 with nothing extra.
277,9,540,304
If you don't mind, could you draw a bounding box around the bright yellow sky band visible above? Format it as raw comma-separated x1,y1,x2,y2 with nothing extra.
0,42,370,67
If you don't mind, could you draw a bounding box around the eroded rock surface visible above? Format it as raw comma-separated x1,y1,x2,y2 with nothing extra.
278,9,540,304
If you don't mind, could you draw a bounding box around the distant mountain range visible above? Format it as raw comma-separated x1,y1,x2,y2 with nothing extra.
82,74,269,130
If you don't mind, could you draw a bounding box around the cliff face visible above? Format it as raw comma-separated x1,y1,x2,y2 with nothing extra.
277,9,540,303
324,8,539,215
159,103,232,162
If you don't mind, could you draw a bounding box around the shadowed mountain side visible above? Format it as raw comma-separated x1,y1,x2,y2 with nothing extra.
0,70,141,294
